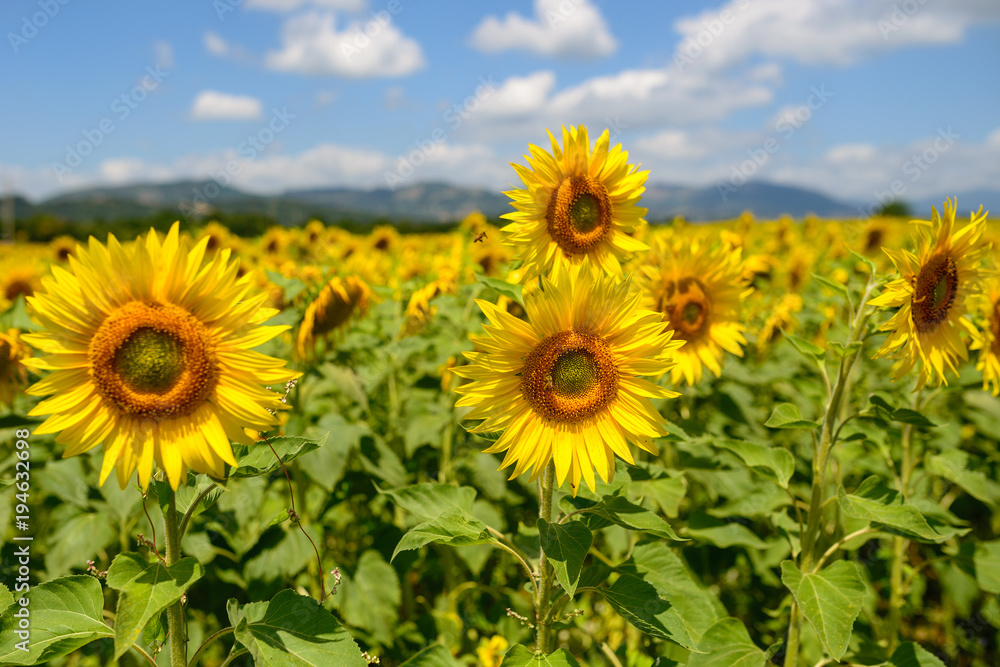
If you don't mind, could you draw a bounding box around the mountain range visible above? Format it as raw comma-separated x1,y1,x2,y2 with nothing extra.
5,180,998,226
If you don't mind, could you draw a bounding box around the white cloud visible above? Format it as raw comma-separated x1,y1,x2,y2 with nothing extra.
244,0,365,12
190,91,263,121
204,31,230,56
264,11,424,77
153,40,174,69
470,0,617,58
672,0,1000,71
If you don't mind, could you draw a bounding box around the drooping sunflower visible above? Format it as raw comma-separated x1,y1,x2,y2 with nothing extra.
501,126,650,282
296,275,371,358
969,278,1000,395
641,238,750,385
22,223,299,490
454,261,681,494
0,328,31,405
869,199,990,389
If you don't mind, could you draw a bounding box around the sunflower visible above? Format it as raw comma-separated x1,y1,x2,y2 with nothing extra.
454,261,681,494
0,260,43,312
22,223,299,490
401,276,456,337
50,235,79,263
501,126,650,282
0,328,31,405
641,238,750,385
296,275,371,358
869,199,990,389
969,278,1000,395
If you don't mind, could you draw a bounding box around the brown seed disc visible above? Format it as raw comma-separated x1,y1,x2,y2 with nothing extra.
911,253,958,334
657,277,712,341
546,176,613,255
521,330,619,423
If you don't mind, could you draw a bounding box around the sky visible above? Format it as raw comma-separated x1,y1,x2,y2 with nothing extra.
2,0,999,210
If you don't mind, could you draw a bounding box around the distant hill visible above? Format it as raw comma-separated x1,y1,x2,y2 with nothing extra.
7,179,999,226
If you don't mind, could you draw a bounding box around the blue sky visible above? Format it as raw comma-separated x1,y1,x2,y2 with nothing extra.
2,0,999,207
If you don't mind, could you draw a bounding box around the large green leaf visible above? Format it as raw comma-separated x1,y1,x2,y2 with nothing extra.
954,540,1000,594
685,512,768,549
686,618,768,667
105,552,204,659
764,403,820,429
333,550,401,646
627,542,726,644
392,508,495,561
599,573,699,649
583,495,685,541
43,511,117,577
399,645,462,666
838,476,946,542
380,483,478,521
229,434,326,478
883,642,946,667
476,275,524,306
780,560,866,660
537,519,593,598
233,589,368,666
927,451,1000,508
500,644,581,666
0,576,113,665
715,440,795,488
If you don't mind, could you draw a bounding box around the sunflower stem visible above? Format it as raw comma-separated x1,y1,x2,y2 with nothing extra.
164,490,188,667
888,389,919,650
536,460,556,654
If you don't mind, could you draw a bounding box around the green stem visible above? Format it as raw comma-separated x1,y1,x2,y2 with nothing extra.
187,626,234,667
888,392,918,650
536,461,556,654
164,491,187,667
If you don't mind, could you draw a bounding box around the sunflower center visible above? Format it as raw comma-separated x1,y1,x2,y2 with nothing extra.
113,328,185,393
546,176,612,255
90,301,218,419
660,277,711,340
912,253,958,334
5,280,33,301
521,330,618,423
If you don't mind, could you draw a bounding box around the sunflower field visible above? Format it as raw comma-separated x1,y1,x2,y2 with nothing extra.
1,127,1000,667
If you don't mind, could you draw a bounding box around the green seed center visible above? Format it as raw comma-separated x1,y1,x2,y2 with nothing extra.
682,301,704,324
550,349,598,397
569,193,602,234
114,328,185,393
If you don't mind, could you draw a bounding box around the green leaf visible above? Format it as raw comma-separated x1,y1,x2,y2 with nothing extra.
233,589,368,666
0,576,113,665
379,483,478,522
0,415,43,430
811,273,851,301
0,585,11,613
954,540,1000,594
780,560,866,660
155,472,223,520
538,519,593,597
584,495,685,541
764,403,820,429
105,553,205,659
927,451,1000,507
828,340,863,359
848,249,878,277
687,617,768,667
685,512,768,549
600,574,699,649
838,476,946,542
392,508,495,561
863,395,935,427
44,511,118,577
334,550,402,646
399,645,462,666
783,331,826,362
266,270,307,303
229,434,326,478
715,440,795,488
476,275,524,306
884,642,947,667
500,644,581,666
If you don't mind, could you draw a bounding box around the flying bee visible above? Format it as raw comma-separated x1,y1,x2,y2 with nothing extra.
473,231,488,243
543,374,554,391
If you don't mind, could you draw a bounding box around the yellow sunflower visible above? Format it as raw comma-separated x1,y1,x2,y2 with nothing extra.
22,223,299,490
969,278,1000,395
0,328,31,405
501,126,650,282
50,235,79,263
641,238,750,385
296,275,371,358
869,199,990,389
454,261,681,494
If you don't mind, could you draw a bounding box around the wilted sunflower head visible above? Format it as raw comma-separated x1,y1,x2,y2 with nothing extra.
22,223,299,490
501,126,650,282
454,260,681,494
296,275,372,358
869,199,991,389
